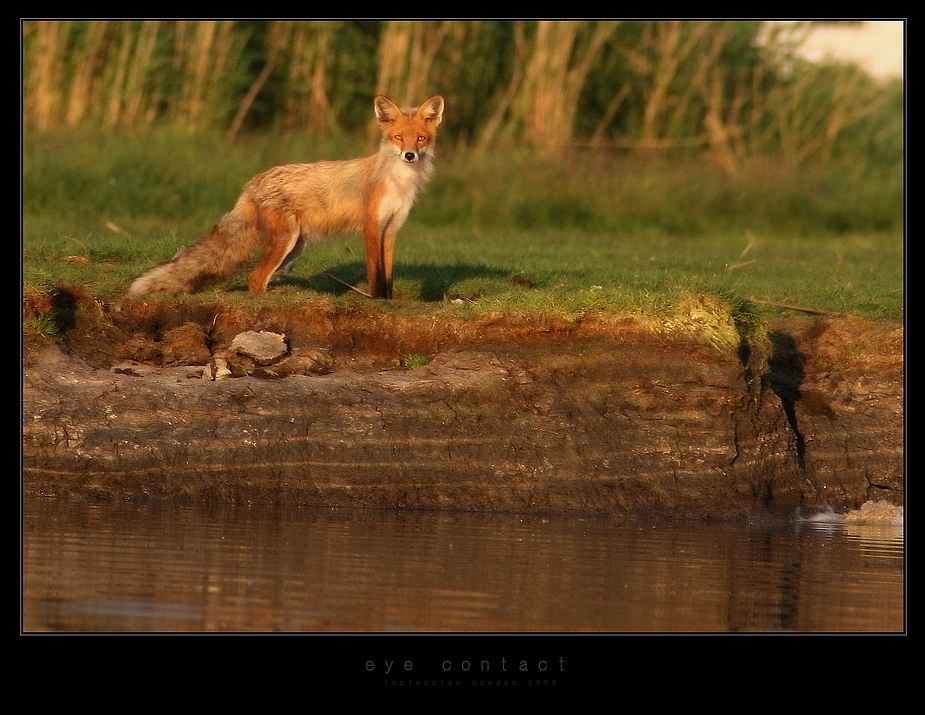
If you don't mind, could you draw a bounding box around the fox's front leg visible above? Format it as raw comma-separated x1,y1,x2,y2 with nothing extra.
364,231,394,299
363,214,395,299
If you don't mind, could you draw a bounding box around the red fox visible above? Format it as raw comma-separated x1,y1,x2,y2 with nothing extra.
127,94,444,299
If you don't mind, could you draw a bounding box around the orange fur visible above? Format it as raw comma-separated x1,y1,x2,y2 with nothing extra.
127,95,444,299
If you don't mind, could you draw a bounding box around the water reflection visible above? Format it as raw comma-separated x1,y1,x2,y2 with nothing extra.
22,495,903,633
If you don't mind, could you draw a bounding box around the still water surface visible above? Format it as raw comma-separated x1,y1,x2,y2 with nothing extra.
22,495,903,633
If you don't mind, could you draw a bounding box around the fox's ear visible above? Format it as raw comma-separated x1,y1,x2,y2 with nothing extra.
419,95,444,125
374,95,401,124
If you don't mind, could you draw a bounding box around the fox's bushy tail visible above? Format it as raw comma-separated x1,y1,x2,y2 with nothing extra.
127,212,258,297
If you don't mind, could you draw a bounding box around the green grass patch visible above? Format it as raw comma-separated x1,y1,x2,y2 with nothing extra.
23,129,903,330
22,314,58,337
400,352,433,369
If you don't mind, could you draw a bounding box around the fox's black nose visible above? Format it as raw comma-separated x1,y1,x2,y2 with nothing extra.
403,152,417,162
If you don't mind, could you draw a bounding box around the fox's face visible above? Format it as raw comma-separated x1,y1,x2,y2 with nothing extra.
375,95,444,165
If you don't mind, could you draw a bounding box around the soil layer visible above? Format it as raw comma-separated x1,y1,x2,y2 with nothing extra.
22,286,904,517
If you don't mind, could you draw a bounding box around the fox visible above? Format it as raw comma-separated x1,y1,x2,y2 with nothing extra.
127,94,445,300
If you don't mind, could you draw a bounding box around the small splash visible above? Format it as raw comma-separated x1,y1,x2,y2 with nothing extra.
803,500,903,526
802,506,843,524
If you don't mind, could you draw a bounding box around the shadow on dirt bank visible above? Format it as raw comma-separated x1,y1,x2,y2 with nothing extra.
765,331,807,470
22,285,903,517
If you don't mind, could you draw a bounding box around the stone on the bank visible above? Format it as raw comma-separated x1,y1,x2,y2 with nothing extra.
230,331,288,366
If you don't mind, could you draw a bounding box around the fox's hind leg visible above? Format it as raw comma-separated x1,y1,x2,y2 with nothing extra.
278,236,306,274
248,207,301,293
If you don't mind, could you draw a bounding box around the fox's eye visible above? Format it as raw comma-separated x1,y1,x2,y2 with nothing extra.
418,136,426,142
394,135,402,141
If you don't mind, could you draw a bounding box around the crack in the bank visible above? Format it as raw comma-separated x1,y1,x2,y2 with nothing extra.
730,420,741,467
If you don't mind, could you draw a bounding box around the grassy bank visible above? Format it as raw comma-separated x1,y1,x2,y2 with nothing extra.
22,129,903,328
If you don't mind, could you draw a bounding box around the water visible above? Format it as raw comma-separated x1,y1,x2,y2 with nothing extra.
22,495,903,634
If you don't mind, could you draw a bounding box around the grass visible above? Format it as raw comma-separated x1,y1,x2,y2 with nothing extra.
400,352,433,369
22,129,904,331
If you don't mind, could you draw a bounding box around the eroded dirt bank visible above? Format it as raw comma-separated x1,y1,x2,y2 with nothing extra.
22,287,904,517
